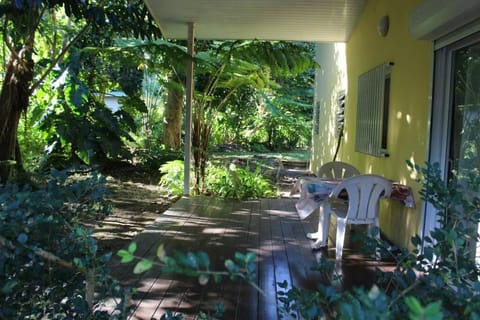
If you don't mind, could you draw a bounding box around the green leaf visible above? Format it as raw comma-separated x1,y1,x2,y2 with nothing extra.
278,280,288,289
185,252,199,269
117,249,135,263
224,259,239,273
133,259,153,274
73,257,84,268
128,242,137,254
245,252,257,263
234,252,245,261
423,301,443,319
246,261,256,274
99,252,112,263
196,251,210,268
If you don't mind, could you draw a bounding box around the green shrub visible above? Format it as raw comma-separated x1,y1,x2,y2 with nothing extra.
131,141,183,172
159,161,278,199
159,160,186,196
205,163,277,199
0,170,128,319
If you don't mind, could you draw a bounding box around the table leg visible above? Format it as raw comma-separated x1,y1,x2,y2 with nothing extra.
309,202,331,249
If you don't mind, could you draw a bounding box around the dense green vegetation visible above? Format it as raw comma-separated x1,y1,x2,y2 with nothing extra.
0,0,160,181
0,2,315,184
0,170,122,318
159,159,278,199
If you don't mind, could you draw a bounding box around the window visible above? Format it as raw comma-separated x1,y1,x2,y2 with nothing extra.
355,62,392,157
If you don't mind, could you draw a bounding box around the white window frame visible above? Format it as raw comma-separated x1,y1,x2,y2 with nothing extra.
424,26,480,245
355,63,392,157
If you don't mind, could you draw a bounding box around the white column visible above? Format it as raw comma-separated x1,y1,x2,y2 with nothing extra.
184,22,195,196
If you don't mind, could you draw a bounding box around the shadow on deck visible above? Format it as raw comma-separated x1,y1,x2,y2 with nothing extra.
106,196,395,320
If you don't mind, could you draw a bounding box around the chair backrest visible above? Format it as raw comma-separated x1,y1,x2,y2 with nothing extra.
330,174,392,223
318,161,360,179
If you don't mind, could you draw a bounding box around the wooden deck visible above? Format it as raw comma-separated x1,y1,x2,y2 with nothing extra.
107,196,393,320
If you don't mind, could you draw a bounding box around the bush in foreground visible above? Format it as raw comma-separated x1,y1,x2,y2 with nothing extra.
0,170,128,319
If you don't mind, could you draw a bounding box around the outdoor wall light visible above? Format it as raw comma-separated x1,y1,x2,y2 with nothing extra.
377,15,389,37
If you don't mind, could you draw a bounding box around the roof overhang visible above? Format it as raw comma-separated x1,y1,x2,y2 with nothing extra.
143,0,366,42
409,0,480,41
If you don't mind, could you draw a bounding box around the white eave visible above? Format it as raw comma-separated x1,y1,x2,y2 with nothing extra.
409,0,480,41
143,0,366,42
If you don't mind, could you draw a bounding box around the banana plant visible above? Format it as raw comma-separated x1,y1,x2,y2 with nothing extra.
191,40,317,193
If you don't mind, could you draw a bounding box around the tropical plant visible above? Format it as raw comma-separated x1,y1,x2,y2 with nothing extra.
138,70,165,149
159,160,187,197
114,38,191,150
0,0,160,181
205,163,277,199
159,159,277,199
191,40,317,193
0,170,130,318
37,51,140,169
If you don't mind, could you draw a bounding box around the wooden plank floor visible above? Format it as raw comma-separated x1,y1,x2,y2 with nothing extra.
107,196,393,320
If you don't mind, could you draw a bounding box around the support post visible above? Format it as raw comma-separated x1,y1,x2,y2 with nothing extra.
184,23,195,196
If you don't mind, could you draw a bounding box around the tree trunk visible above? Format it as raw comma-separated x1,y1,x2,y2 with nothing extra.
0,50,34,182
192,105,211,194
163,86,184,149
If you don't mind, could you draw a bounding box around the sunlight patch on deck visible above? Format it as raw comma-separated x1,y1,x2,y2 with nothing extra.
265,209,295,216
202,227,238,234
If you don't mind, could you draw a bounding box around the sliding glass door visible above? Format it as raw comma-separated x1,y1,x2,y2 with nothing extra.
428,31,480,262
449,41,480,178
450,39,480,262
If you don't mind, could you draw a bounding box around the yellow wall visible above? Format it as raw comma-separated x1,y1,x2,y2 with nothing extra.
339,0,433,247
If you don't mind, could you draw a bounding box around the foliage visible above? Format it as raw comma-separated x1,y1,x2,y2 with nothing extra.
136,70,166,148
159,160,277,199
229,43,316,151
38,61,138,169
159,160,186,197
0,0,161,181
13,27,315,178
16,31,188,174
0,170,129,319
209,84,314,151
205,163,277,199
35,21,156,169
191,40,316,193
17,109,49,170
132,143,183,172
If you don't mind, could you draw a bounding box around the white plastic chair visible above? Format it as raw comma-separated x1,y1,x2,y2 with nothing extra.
317,161,360,179
308,162,360,248
328,174,392,260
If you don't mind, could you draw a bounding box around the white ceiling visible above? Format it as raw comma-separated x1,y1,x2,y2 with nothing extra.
143,0,367,42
